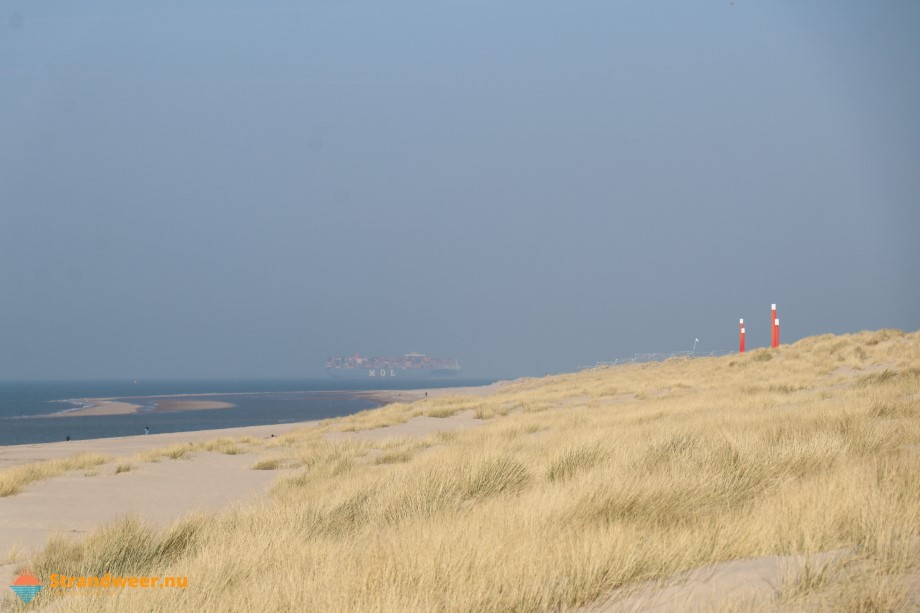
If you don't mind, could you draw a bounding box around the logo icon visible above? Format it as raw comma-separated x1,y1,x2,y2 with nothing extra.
10,573,43,604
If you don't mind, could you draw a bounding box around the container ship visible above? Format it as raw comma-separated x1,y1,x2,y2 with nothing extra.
325,352,461,379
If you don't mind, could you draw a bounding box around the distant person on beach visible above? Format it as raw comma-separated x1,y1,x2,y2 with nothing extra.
144,426,149,435
65,435,70,442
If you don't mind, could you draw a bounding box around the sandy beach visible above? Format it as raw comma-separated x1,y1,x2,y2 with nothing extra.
0,420,313,589
0,382,492,569
0,398,487,594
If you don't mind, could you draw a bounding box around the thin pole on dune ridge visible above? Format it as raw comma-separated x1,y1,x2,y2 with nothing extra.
739,318,745,353
771,304,778,349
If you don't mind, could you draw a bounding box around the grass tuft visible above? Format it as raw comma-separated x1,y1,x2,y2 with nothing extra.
0,453,112,498
252,458,282,470
547,443,605,481
425,407,458,418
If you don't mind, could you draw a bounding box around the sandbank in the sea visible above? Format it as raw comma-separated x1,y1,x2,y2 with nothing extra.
47,398,235,418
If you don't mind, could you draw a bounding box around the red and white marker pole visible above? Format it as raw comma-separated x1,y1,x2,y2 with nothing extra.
771,304,776,348
739,318,745,353
775,318,780,347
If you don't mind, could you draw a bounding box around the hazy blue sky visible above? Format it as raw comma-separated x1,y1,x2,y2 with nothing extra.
1,1,918,379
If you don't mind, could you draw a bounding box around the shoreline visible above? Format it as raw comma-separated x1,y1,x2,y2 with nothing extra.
1,381,504,448
0,419,326,468
357,380,509,405
33,381,508,419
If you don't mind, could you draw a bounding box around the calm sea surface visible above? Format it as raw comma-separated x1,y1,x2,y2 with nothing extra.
0,379,494,446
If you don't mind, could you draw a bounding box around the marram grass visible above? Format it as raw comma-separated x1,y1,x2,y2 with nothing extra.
6,329,920,612
0,453,111,498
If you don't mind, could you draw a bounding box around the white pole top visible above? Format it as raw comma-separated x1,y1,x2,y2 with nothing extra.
740,318,744,324
771,303,776,310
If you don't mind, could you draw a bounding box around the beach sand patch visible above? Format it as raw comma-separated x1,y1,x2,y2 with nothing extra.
0,451,282,588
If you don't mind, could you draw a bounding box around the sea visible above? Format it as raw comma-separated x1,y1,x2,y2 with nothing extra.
0,378,495,446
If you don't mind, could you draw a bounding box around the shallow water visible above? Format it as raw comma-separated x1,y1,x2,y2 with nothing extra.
0,379,493,446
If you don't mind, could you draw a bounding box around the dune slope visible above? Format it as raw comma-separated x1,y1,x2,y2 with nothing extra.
4,329,920,612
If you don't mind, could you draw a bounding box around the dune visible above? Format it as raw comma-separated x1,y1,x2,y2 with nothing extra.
2,329,919,611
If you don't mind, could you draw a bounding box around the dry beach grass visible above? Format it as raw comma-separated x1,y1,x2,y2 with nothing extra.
3,329,920,611
0,454,111,498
